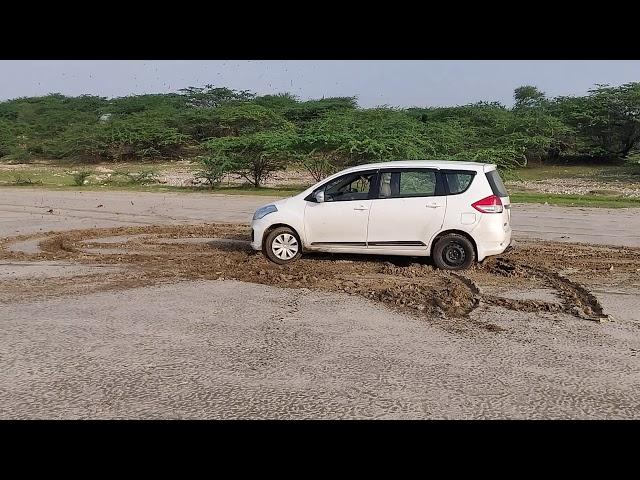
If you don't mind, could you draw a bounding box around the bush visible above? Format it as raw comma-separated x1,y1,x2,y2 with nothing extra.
194,156,234,188
72,171,92,186
126,170,159,185
11,175,41,185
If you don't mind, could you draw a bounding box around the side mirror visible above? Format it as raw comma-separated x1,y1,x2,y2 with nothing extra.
314,190,325,203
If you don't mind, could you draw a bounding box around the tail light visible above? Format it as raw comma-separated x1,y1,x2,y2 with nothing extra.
472,195,503,213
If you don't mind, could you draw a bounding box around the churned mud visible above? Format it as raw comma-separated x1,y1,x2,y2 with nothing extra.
0,224,640,329
2,223,639,330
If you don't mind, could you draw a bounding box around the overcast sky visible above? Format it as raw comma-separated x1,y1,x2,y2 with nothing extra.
1,60,639,107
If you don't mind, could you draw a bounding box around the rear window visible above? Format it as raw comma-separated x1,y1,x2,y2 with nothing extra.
444,171,475,194
485,169,509,197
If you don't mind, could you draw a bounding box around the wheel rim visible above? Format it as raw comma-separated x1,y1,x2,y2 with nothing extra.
271,233,299,260
442,242,466,267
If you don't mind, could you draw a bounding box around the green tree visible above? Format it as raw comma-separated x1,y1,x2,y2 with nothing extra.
253,93,299,112
204,129,297,187
208,103,290,137
284,97,358,126
44,112,188,161
178,85,254,108
411,101,571,167
108,93,184,115
1,82,638,169
514,85,547,109
299,108,436,165
0,118,16,158
173,102,291,142
552,83,640,159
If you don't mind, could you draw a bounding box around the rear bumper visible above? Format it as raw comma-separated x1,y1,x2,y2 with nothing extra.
502,240,515,254
477,231,512,261
471,210,512,261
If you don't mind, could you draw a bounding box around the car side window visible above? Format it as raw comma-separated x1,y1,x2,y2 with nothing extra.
379,169,437,198
321,171,376,202
444,171,475,194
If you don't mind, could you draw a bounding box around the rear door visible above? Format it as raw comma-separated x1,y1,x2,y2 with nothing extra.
366,168,446,250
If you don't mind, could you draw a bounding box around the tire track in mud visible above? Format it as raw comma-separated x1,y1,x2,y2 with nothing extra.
1,223,633,326
474,257,609,322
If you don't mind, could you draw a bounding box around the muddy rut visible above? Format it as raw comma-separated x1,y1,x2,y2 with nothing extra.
2,223,639,327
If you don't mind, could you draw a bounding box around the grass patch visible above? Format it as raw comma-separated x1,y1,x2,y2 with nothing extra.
212,185,305,196
0,161,306,196
10,174,42,186
508,163,640,182
0,169,73,186
510,192,640,208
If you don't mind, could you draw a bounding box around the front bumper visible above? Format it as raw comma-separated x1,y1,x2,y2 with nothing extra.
250,218,269,251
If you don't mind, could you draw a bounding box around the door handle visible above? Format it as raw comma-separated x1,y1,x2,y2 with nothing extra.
353,205,369,211
425,203,442,208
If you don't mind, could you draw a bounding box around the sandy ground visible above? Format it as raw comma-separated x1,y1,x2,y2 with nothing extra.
2,280,638,419
0,188,278,237
1,187,640,419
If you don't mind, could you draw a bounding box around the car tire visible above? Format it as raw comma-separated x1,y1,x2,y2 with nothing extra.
263,227,302,265
432,234,475,270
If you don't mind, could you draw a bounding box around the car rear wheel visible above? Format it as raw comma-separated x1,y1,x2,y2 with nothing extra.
432,234,475,270
263,227,302,265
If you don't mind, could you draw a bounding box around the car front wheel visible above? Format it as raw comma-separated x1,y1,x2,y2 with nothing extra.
263,227,302,264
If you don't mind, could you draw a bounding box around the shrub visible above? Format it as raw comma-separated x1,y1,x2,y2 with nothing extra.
126,170,159,185
194,156,234,189
11,175,41,185
72,171,92,186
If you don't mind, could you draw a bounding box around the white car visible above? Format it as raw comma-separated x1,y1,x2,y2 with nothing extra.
250,160,512,270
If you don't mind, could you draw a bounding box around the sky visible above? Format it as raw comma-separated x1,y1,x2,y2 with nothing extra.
1,60,639,108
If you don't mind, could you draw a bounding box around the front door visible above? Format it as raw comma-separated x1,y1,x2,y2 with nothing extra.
304,170,378,247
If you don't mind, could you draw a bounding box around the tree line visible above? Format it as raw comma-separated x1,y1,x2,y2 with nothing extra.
1,83,638,186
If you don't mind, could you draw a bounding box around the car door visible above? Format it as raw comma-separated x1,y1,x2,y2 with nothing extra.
366,168,446,250
303,170,378,247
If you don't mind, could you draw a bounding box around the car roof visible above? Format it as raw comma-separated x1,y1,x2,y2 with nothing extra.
341,160,495,173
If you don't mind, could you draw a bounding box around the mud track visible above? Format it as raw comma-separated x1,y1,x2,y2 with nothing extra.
2,223,639,329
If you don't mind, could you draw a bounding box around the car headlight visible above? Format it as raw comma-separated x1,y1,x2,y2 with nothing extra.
253,204,278,220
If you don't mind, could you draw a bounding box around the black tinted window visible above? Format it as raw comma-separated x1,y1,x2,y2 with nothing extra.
485,169,508,197
322,171,376,202
445,171,475,194
379,169,437,198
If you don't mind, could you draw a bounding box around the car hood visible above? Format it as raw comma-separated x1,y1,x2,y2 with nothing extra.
257,196,292,211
